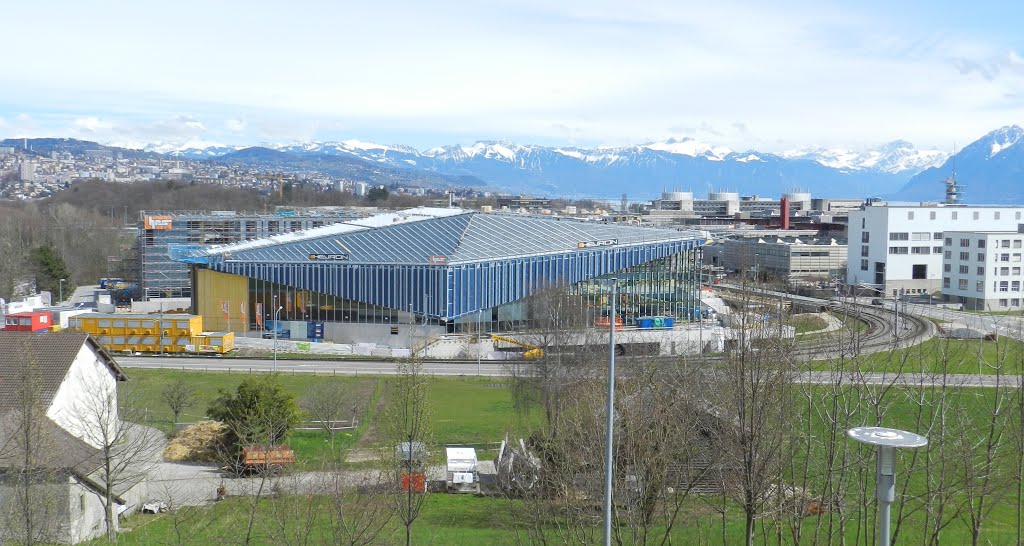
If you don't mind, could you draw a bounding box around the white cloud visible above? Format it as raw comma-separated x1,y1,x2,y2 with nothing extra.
0,1,1022,151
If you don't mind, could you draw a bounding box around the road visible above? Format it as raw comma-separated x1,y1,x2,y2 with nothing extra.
119,356,1018,388
119,356,515,376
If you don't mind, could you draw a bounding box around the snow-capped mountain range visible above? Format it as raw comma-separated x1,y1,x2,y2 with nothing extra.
158,135,952,199
168,136,945,175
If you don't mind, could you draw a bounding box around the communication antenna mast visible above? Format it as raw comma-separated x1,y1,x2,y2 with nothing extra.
944,144,963,204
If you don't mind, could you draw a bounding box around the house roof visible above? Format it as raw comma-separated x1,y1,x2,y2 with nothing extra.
0,331,127,412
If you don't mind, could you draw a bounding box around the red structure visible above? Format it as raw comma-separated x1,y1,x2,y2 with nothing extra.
2,311,52,332
780,197,791,230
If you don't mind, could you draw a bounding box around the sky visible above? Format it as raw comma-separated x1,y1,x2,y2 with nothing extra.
2,0,1024,152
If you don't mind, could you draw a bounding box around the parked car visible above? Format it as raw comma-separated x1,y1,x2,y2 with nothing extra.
870,298,884,306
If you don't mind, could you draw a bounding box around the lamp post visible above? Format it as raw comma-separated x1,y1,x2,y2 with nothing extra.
847,427,928,546
273,294,282,373
58,278,66,306
602,278,619,546
477,308,483,376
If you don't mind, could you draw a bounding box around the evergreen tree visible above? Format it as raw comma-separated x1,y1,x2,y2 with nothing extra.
29,245,71,298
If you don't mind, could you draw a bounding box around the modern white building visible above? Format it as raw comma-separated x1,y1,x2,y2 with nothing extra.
942,230,1024,310
847,203,1024,296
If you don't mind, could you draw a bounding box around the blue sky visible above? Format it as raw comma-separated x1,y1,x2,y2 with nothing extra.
2,0,1023,152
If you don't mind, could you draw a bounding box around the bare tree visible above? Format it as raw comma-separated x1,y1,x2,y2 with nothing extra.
301,381,352,445
68,378,161,541
0,347,63,545
161,378,198,427
382,360,432,546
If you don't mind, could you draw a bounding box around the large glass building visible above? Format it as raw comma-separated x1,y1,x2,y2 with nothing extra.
173,208,706,340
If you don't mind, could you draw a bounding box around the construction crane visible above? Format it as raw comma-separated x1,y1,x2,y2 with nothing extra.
490,334,544,360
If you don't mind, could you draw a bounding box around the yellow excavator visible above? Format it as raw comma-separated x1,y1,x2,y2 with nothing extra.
490,334,544,360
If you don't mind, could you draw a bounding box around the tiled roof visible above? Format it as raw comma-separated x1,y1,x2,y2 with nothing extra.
0,331,126,412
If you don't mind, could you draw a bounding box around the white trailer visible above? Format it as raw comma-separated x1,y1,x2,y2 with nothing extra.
445,447,480,493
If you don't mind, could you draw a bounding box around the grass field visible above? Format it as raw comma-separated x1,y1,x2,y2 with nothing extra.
808,335,1024,375
787,314,829,334
106,364,1024,544
125,369,538,464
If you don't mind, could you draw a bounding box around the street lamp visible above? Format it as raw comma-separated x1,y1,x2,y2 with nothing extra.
58,278,66,306
273,305,283,373
477,308,483,375
847,426,928,546
602,278,619,546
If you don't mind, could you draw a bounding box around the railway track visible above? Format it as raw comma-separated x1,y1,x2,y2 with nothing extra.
791,302,934,360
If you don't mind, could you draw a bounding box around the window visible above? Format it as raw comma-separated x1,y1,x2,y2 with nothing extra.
996,211,1002,220
1000,299,1009,307
973,211,980,220
978,267,986,275
944,263,951,272
978,239,986,248
960,238,971,247
944,277,951,288
1000,281,1009,292
861,245,869,257
889,247,908,255
1015,299,1022,306
911,246,930,254
1015,267,1022,275
890,232,909,241
912,264,927,279
1003,240,1012,248
934,232,943,239
960,251,970,260
959,265,969,274
952,211,958,220
959,279,968,289
1002,253,1011,262
945,237,952,245
933,246,942,253
1015,240,1022,249
1002,267,1010,276
862,218,866,228
908,211,915,220
1018,212,1022,220
977,281,984,292
930,211,937,220
80,494,86,512
1015,253,1022,262
1014,281,1021,291
860,259,868,271
861,232,870,243
912,232,930,241
945,250,952,259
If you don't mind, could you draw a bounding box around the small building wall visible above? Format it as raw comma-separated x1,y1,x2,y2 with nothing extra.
47,343,119,449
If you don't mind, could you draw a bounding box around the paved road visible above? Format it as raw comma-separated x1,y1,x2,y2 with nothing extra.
119,356,1018,388
119,356,516,376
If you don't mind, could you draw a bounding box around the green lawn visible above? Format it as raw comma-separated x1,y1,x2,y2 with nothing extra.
109,368,1024,544
788,314,829,334
808,336,1024,375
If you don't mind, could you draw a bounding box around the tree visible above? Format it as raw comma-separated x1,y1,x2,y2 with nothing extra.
382,360,432,546
161,378,198,426
366,186,389,202
207,376,301,447
29,244,71,297
69,379,160,541
300,382,351,444
0,345,63,545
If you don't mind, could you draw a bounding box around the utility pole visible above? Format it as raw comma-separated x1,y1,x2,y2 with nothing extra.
602,279,619,546
477,308,483,375
58,278,66,306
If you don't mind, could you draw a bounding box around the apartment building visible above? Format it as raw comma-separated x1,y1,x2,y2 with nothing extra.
847,203,1024,296
942,230,1024,310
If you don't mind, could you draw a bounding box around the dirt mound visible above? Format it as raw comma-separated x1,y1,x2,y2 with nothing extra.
163,420,227,462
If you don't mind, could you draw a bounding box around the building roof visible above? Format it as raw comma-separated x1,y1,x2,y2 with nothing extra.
182,208,705,266
0,331,127,413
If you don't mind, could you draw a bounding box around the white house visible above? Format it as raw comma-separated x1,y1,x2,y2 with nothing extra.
847,203,1024,296
0,331,146,544
942,230,1024,310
